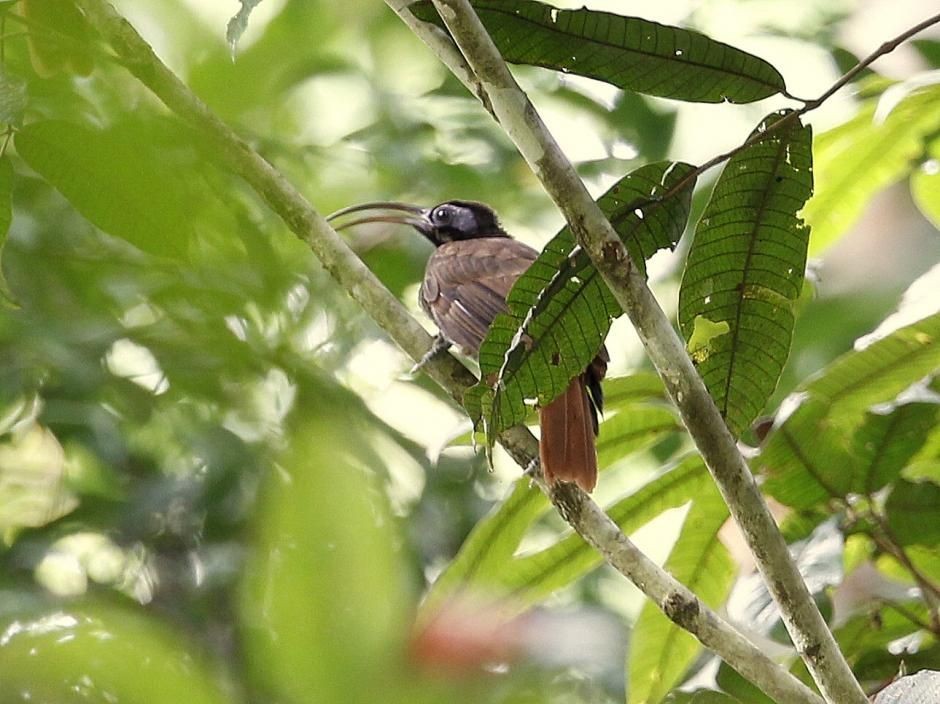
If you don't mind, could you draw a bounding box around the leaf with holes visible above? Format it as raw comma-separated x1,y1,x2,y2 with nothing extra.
473,161,695,439
628,483,733,704
410,0,786,103
679,111,812,437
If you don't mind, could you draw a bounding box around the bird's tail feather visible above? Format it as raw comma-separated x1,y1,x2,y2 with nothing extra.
538,375,598,492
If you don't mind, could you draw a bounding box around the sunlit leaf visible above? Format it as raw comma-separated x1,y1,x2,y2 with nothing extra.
411,1,786,103
804,83,940,256
911,136,940,230
15,121,194,259
804,311,940,419
496,455,709,604
603,372,667,412
475,161,695,438
679,111,813,437
628,484,733,704
0,601,231,704
240,397,405,703
596,404,681,467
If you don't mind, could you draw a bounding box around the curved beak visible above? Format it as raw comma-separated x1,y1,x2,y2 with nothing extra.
326,201,432,234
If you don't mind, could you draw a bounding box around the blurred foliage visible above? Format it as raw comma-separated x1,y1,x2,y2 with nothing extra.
0,1,937,703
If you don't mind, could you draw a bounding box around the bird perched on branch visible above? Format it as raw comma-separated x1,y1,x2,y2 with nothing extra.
328,199,607,492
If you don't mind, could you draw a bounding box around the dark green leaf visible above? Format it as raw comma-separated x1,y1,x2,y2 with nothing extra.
716,661,776,704
884,479,940,546
852,401,940,494
475,161,695,438
628,483,733,704
411,1,786,103
757,312,940,508
15,121,194,259
679,111,813,437
759,398,853,508
496,455,709,604
0,157,15,304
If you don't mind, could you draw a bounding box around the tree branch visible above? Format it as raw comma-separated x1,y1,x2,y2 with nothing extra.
415,1,868,702
71,2,822,702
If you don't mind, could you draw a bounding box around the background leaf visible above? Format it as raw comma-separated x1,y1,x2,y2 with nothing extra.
679,111,813,437
411,0,786,103
804,82,940,256
0,158,15,303
628,483,733,704
476,161,695,438
0,600,232,704
15,120,194,259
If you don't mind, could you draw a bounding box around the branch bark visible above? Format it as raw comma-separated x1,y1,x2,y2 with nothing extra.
68,2,826,702
415,1,868,702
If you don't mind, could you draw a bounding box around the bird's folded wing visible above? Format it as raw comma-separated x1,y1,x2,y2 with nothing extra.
421,237,538,354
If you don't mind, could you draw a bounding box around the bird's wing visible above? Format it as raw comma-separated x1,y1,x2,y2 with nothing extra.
421,237,538,354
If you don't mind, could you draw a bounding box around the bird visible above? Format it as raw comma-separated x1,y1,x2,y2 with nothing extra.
328,199,608,492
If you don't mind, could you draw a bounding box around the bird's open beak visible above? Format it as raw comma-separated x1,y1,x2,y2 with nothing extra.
327,201,432,234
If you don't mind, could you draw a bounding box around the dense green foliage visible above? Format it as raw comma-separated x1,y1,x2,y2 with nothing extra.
0,1,938,703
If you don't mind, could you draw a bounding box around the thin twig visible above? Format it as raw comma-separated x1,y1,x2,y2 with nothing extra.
70,2,823,703
417,0,873,701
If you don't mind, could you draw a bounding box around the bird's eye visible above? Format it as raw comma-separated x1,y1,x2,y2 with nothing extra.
432,207,452,223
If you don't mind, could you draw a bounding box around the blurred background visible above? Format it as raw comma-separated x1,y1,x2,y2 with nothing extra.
0,0,937,702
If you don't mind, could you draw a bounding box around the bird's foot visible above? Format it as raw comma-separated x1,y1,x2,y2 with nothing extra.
523,457,541,482
410,334,451,374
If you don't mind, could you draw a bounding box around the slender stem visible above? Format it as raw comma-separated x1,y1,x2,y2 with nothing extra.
418,1,870,701
70,2,822,703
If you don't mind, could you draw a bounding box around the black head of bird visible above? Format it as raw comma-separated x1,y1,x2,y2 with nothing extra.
327,199,508,247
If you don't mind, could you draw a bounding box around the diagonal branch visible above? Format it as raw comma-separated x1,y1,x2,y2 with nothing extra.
416,1,867,702
72,2,822,703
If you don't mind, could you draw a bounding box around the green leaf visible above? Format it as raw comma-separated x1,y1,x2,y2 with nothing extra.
597,404,682,467
628,484,733,704
757,312,940,508
911,136,940,229
0,601,231,704
240,400,405,703
421,478,547,616
496,455,709,604
603,372,667,412
804,82,940,256
0,71,27,125
15,121,194,259
426,410,688,613
852,401,940,494
884,479,940,546
411,1,786,103
679,111,813,437
475,161,695,438
804,311,940,419
0,157,15,304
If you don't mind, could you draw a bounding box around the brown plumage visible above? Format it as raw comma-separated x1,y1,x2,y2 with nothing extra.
328,200,607,492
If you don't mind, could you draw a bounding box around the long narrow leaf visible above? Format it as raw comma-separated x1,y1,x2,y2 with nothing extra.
628,484,733,704
496,455,709,604
411,0,786,103
679,111,813,437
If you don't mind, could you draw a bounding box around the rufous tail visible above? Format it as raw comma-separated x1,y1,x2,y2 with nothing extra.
538,375,598,492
